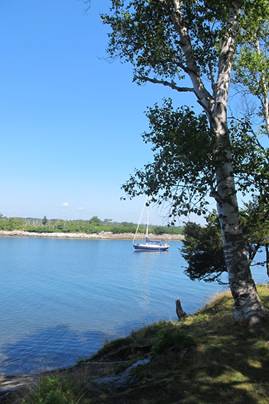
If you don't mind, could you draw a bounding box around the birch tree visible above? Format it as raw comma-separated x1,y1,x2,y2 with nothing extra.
183,201,269,284
103,0,269,323
235,12,269,136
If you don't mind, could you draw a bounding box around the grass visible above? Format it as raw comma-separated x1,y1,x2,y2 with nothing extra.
21,376,80,404
13,285,269,403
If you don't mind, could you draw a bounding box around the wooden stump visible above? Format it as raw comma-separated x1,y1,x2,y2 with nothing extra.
176,299,187,320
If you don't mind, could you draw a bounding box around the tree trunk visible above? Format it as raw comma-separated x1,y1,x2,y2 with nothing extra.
265,243,269,276
255,40,269,138
210,112,265,324
171,0,266,324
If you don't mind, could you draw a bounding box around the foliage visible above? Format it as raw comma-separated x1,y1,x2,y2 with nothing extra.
234,12,269,135
182,214,225,283
235,44,269,96
230,118,269,197
103,0,269,218
241,198,269,244
182,201,269,284
122,100,269,220
22,376,77,404
102,1,268,87
0,215,183,235
42,216,48,226
151,327,195,355
89,216,102,225
123,101,215,218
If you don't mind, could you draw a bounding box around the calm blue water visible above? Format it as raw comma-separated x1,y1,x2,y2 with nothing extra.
0,237,267,376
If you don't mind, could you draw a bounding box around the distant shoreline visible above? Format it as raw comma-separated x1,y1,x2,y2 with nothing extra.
0,230,184,241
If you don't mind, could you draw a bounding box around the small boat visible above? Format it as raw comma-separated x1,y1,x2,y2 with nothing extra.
133,204,169,252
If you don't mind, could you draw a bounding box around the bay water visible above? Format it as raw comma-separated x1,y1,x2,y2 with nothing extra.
0,237,267,376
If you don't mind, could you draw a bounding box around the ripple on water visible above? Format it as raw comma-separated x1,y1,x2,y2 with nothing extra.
0,238,266,375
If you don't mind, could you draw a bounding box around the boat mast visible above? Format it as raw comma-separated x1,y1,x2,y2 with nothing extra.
146,207,149,239
133,201,146,244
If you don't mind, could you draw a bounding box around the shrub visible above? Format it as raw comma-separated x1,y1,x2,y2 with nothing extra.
22,376,77,404
151,328,195,355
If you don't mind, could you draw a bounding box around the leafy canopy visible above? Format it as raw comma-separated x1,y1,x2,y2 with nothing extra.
103,1,269,92
182,199,269,284
123,99,269,219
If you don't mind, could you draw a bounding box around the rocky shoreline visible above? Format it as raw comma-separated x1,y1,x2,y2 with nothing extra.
0,230,184,241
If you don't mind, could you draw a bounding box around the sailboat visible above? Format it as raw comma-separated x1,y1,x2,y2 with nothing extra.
133,205,169,252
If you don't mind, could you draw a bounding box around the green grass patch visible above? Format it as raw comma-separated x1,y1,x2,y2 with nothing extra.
20,285,269,404
151,327,196,355
22,376,82,404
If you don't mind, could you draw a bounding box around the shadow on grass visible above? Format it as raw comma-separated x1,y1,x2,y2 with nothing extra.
112,287,269,403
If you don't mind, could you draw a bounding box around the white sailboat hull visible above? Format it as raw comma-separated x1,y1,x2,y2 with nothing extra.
133,243,169,252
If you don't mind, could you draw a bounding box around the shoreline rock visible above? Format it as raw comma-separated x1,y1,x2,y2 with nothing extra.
0,230,184,241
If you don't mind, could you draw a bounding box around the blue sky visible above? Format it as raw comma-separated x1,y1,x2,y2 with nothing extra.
0,0,206,225
1,1,267,225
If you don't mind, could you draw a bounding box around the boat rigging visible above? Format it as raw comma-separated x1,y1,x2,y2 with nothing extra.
133,203,169,252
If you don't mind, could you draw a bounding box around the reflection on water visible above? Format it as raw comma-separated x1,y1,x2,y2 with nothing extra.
0,238,267,376
0,325,112,375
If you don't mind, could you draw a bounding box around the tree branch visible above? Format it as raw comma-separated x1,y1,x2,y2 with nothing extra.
215,3,241,107
255,39,269,138
170,0,213,113
249,243,260,261
135,75,194,93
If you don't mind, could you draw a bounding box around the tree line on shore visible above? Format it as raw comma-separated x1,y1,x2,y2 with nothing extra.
0,215,183,235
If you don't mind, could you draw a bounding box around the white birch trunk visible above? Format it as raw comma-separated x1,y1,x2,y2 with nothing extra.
209,14,265,324
171,0,266,323
210,113,265,323
263,93,269,136
255,40,269,137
